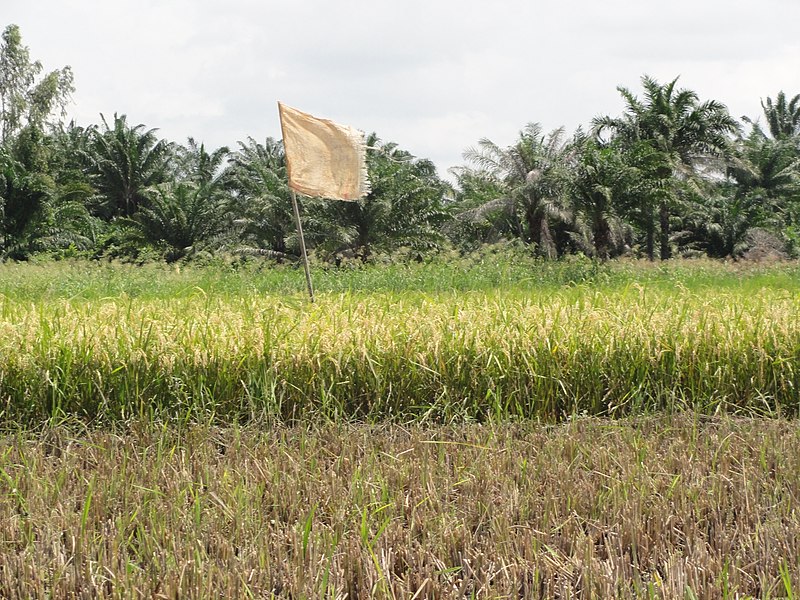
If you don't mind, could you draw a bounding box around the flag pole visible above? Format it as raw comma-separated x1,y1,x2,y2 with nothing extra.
290,189,315,303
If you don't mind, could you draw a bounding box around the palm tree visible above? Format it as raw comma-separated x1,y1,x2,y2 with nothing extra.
722,112,800,255
173,137,229,188
569,134,637,259
124,181,226,262
85,113,170,219
594,75,739,259
463,123,571,257
730,128,799,210
49,121,95,186
326,134,448,261
34,181,99,255
758,92,800,140
0,146,51,258
446,166,514,250
0,134,97,259
680,191,755,259
224,137,296,256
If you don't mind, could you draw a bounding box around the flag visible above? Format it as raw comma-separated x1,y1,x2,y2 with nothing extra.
278,102,370,201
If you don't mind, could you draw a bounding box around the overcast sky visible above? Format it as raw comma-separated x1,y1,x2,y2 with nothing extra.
5,1,800,178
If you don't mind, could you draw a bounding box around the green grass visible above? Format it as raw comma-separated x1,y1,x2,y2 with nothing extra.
4,253,798,300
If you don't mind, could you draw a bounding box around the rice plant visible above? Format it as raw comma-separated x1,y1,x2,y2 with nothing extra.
0,259,797,426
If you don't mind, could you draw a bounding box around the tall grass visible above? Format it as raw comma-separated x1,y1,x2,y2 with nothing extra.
0,259,798,426
3,254,798,300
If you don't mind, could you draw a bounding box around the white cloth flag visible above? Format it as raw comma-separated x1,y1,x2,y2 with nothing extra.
278,102,370,201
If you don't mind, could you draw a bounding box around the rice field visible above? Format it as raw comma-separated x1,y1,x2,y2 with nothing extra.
2,416,800,598
1,257,800,598
0,258,798,425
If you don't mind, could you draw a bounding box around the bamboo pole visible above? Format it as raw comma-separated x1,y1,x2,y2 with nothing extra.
290,189,315,302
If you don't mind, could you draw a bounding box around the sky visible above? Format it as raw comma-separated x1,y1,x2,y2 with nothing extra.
5,0,800,179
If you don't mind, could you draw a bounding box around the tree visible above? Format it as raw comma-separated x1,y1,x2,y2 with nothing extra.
0,24,74,146
446,166,514,250
678,189,756,259
49,121,92,179
758,92,800,140
224,137,296,256
729,128,799,214
462,124,571,257
727,101,800,254
0,145,51,258
85,114,170,219
123,181,226,262
173,137,229,188
118,139,233,261
594,75,739,259
569,134,636,259
326,134,449,260
0,126,98,259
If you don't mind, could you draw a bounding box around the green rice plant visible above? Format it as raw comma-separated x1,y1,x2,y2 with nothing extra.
0,260,798,426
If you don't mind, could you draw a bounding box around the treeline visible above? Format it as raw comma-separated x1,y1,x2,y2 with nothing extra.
1,24,799,264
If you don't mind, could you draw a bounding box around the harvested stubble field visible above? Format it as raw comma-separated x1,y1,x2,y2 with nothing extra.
2,417,800,598
0,258,799,598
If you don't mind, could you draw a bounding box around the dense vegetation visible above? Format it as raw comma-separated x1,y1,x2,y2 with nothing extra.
2,24,799,265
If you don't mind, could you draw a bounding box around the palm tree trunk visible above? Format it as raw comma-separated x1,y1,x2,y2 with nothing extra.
644,204,655,261
659,201,671,260
526,208,556,258
357,226,371,263
593,216,612,260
